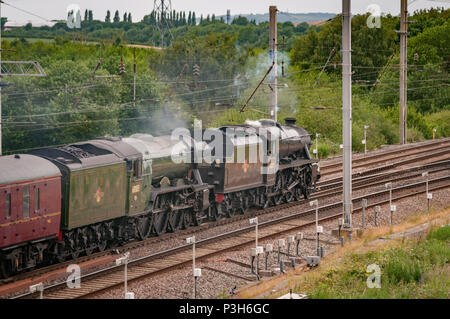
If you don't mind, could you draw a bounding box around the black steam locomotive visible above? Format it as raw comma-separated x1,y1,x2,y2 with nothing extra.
0,118,319,277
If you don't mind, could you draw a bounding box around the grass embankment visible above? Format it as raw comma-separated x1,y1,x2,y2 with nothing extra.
302,225,449,298
236,208,450,299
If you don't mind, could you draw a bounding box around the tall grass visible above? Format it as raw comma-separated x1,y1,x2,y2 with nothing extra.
297,225,450,298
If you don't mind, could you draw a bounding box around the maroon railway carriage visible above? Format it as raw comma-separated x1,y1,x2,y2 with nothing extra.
0,154,61,277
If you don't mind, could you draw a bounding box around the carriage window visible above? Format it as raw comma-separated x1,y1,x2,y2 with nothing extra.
6,193,11,219
35,188,40,211
23,186,30,219
133,159,142,179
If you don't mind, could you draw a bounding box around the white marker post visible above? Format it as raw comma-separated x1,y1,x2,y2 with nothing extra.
116,252,130,299
422,172,431,212
385,182,392,207
186,236,199,298
29,282,44,299
249,217,260,277
310,200,319,252
363,125,369,154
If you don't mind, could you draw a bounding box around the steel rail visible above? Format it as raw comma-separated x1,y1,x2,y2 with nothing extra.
13,175,450,299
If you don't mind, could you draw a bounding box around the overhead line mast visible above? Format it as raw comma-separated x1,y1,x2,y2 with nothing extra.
342,0,353,229
269,6,278,122
399,0,408,144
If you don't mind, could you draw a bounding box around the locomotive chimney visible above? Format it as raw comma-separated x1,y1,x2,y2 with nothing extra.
284,118,297,126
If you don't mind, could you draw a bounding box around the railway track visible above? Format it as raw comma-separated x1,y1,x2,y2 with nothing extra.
13,173,450,299
2,139,449,298
2,154,448,291
319,138,450,175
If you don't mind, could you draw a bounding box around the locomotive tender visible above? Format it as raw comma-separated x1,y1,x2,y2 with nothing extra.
0,118,319,277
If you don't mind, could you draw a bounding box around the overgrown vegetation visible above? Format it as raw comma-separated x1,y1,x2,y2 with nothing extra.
214,8,449,155
1,8,448,155
3,12,314,50
297,225,450,299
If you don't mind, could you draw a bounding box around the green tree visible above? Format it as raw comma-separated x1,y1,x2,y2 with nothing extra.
114,10,120,23
232,16,249,26
88,10,93,22
1,17,7,30
128,13,132,23
105,10,111,23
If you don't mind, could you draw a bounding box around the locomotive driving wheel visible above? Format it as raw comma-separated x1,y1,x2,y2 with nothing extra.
71,231,80,259
152,212,168,236
284,171,295,203
220,194,235,218
136,216,151,240
152,195,170,235
272,172,284,206
294,186,303,201
168,210,183,232
84,227,96,256
303,166,313,199
238,191,249,215
97,224,108,252
169,191,188,232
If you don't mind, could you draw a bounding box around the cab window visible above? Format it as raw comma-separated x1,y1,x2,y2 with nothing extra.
133,159,142,179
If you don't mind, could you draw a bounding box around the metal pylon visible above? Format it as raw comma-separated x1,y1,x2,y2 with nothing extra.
153,0,173,47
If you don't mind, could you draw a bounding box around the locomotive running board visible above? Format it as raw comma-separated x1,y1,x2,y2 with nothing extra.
278,159,319,170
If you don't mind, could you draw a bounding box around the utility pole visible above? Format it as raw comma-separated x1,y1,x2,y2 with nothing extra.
133,48,137,107
399,0,408,144
342,0,353,229
269,6,278,122
0,0,3,156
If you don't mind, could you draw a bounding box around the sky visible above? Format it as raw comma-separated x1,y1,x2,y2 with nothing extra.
1,0,449,23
